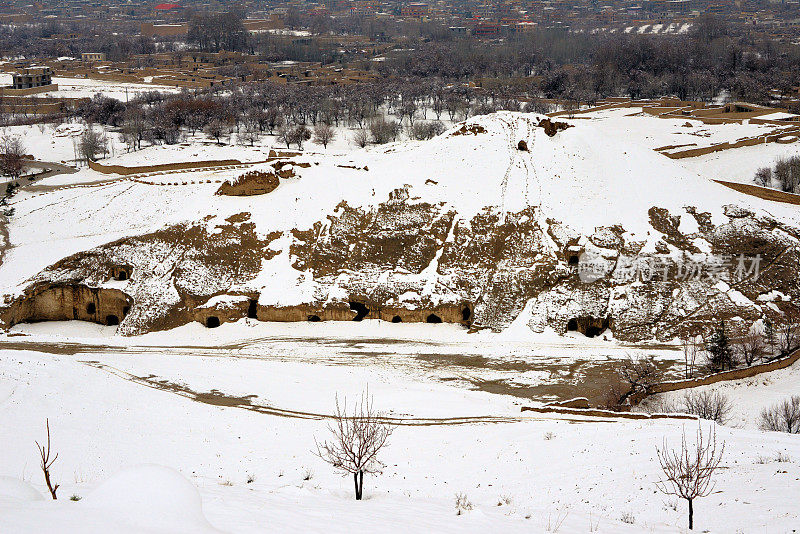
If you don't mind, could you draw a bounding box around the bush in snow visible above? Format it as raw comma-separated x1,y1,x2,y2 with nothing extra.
759,395,800,434
410,121,446,141
754,167,772,187
314,389,394,500
680,390,732,425
352,128,369,148
369,118,401,145
454,493,473,515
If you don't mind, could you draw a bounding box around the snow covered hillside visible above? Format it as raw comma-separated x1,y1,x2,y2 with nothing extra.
2,111,799,343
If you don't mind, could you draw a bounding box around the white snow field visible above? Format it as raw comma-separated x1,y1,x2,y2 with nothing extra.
2,110,800,532
1,324,800,533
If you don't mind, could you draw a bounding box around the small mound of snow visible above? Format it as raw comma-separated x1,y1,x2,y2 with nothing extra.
0,477,44,502
83,465,220,533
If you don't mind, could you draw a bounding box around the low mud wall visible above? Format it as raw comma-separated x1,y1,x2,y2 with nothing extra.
648,348,800,396
521,405,698,421
1,283,133,328
714,180,800,206
88,159,243,175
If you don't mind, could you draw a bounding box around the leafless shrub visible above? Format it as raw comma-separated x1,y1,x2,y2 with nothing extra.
680,390,732,424
753,166,772,187
620,511,636,524
759,395,800,433
639,395,677,415
69,494,81,501
497,494,513,506
454,493,473,515
757,451,791,464
543,431,555,440
545,509,569,532
302,468,314,481
352,128,368,148
369,118,401,144
35,418,59,500
410,120,446,140
655,425,725,530
600,376,630,411
314,390,394,500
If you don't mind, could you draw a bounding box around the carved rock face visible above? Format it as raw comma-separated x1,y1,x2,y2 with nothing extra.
4,194,799,341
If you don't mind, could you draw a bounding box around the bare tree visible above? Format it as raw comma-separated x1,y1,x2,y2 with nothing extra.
276,124,292,148
776,309,800,355
0,135,28,180
313,123,336,148
36,418,59,500
204,119,229,145
79,128,106,163
289,125,311,149
760,395,800,433
680,334,700,379
617,354,661,404
655,425,724,530
737,328,766,366
314,390,394,500
238,119,260,147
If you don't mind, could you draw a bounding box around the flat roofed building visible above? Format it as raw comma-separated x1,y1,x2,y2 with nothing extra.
11,66,53,89
81,53,106,62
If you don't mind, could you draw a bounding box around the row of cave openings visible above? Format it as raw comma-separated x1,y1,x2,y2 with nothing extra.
204,299,472,328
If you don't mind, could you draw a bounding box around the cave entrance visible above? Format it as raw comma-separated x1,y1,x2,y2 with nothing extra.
116,270,128,281
461,307,471,322
206,316,220,328
566,317,610,338
391,315,402,323
247,299,258,319
585,326,603,338
349,302,369,321
567,255,579,266
86,302,96,315
106,315,119,326
426,313,442,324
307,315,321,322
